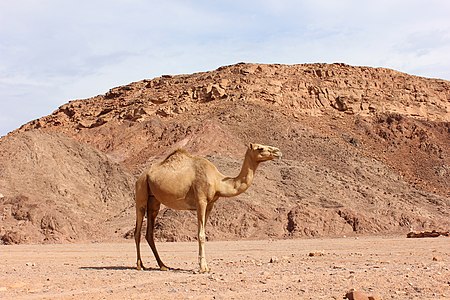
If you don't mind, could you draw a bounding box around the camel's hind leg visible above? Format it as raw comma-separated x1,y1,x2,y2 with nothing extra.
134,174,148,270
135,206,146,270
146,196,169,271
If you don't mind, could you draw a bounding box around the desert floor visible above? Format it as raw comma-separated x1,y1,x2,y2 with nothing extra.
1,236,449,300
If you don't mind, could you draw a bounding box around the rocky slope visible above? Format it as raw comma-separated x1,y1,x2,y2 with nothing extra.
1,63,449,244
0,131,135,243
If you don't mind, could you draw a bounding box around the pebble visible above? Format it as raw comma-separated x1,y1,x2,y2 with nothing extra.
345,289,382,300
345,290,370,300
208,275,217,281
269,256,279,263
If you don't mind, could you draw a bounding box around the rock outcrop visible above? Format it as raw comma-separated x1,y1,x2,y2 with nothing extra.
19,63,449,136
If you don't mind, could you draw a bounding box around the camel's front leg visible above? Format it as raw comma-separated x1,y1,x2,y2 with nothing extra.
196,200,209,273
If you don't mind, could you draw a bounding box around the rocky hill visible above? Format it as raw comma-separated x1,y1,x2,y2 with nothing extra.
1,63,449,244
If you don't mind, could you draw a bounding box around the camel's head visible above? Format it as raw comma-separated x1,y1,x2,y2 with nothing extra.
248,143,282,162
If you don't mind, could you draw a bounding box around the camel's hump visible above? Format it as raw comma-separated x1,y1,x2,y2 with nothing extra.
161,149,192,164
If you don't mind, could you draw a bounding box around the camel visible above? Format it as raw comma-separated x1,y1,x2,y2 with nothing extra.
134,143,282,273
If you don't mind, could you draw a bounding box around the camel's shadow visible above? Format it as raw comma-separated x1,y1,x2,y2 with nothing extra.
79,266,193,273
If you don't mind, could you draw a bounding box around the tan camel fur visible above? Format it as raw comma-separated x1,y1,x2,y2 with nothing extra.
134,143,282,273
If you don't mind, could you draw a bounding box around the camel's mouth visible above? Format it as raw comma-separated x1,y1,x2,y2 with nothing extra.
272,149,282,159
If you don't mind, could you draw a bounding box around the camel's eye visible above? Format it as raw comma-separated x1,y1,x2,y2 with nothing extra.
257,147,264,151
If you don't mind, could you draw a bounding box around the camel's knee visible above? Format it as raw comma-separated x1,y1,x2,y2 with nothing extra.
145,233,151,243
198,231,206,244
136,206,146,218
134,228,141,242
135,213,145,240
145,228,155,244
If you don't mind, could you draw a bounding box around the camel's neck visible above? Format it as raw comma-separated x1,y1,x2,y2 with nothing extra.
219,149,259,197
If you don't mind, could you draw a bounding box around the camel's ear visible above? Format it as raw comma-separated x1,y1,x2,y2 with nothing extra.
249,143,255,149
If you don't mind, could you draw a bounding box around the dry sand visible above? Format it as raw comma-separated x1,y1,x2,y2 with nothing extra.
1,236,449,299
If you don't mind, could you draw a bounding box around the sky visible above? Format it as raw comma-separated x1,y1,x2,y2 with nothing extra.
1,0,450,137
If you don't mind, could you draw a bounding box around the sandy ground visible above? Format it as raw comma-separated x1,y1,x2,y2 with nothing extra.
1,236,449,300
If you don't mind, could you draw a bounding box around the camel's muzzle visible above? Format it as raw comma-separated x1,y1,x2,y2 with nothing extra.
272,149,282,159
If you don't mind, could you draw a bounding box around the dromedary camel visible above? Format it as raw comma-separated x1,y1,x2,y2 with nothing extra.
134,143,282,273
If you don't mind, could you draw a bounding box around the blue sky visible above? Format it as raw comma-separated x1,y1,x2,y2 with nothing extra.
1,0,449,137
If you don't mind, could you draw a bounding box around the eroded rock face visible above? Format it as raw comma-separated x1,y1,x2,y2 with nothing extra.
18,63,450,136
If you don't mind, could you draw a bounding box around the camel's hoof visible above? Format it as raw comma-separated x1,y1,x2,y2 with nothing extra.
199,268,210,274
159,265,169,271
